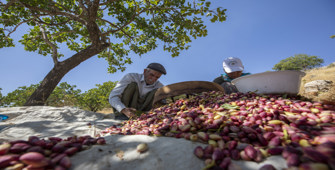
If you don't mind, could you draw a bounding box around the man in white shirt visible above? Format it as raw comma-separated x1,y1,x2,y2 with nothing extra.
109,63,166,120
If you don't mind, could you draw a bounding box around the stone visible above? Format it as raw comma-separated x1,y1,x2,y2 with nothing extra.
304,80,333,94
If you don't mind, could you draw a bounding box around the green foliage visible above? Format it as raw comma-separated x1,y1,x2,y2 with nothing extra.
327,62,335,68
0,83,81,107
1,84,39,107
0,0,227,73
0,88,3,106
79,81,117,112
272,54,324,71
0,28,14,48
0,81,117,111
46,82,82,107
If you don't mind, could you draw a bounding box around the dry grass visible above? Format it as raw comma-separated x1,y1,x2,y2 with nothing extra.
96,108,114,114
299,65,335,104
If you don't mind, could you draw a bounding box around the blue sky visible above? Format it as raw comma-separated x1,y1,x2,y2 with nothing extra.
1,0,335,96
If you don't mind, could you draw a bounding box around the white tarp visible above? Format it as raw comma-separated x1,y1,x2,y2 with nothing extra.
0,106,287,170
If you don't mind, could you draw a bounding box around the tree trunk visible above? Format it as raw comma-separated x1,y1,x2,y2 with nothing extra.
24,43,109,106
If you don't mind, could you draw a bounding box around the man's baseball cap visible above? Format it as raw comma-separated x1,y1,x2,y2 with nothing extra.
147,63,166,75
222,57,244,73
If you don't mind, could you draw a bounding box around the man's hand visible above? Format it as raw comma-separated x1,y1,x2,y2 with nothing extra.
121,108,137,119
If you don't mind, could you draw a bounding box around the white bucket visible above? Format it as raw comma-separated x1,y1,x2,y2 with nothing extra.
231,70,306,94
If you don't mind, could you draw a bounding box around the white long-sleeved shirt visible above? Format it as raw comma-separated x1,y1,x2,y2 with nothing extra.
109,73,164,112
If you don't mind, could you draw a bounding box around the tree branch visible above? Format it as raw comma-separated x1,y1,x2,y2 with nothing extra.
49,1,76,14
84,0,102,43
19,1,87,25
78,0,88,16
99,0,118,6
28,11,72,27
6,19,34,37
102,7,148,37
52,30,77,37
99,18,133,39
90,0,100,18
2,0,17,11
39,24,59,65
84,0,91,8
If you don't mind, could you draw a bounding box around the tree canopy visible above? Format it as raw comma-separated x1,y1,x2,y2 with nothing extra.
80,81,117,112
272,54,324,71
0,88,3,106
0,0,226,105
0,81,116,111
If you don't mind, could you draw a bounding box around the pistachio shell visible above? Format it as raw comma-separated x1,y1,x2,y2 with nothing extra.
136,143,148,153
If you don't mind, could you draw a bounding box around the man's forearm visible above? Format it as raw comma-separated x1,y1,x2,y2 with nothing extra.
109,96,126,112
